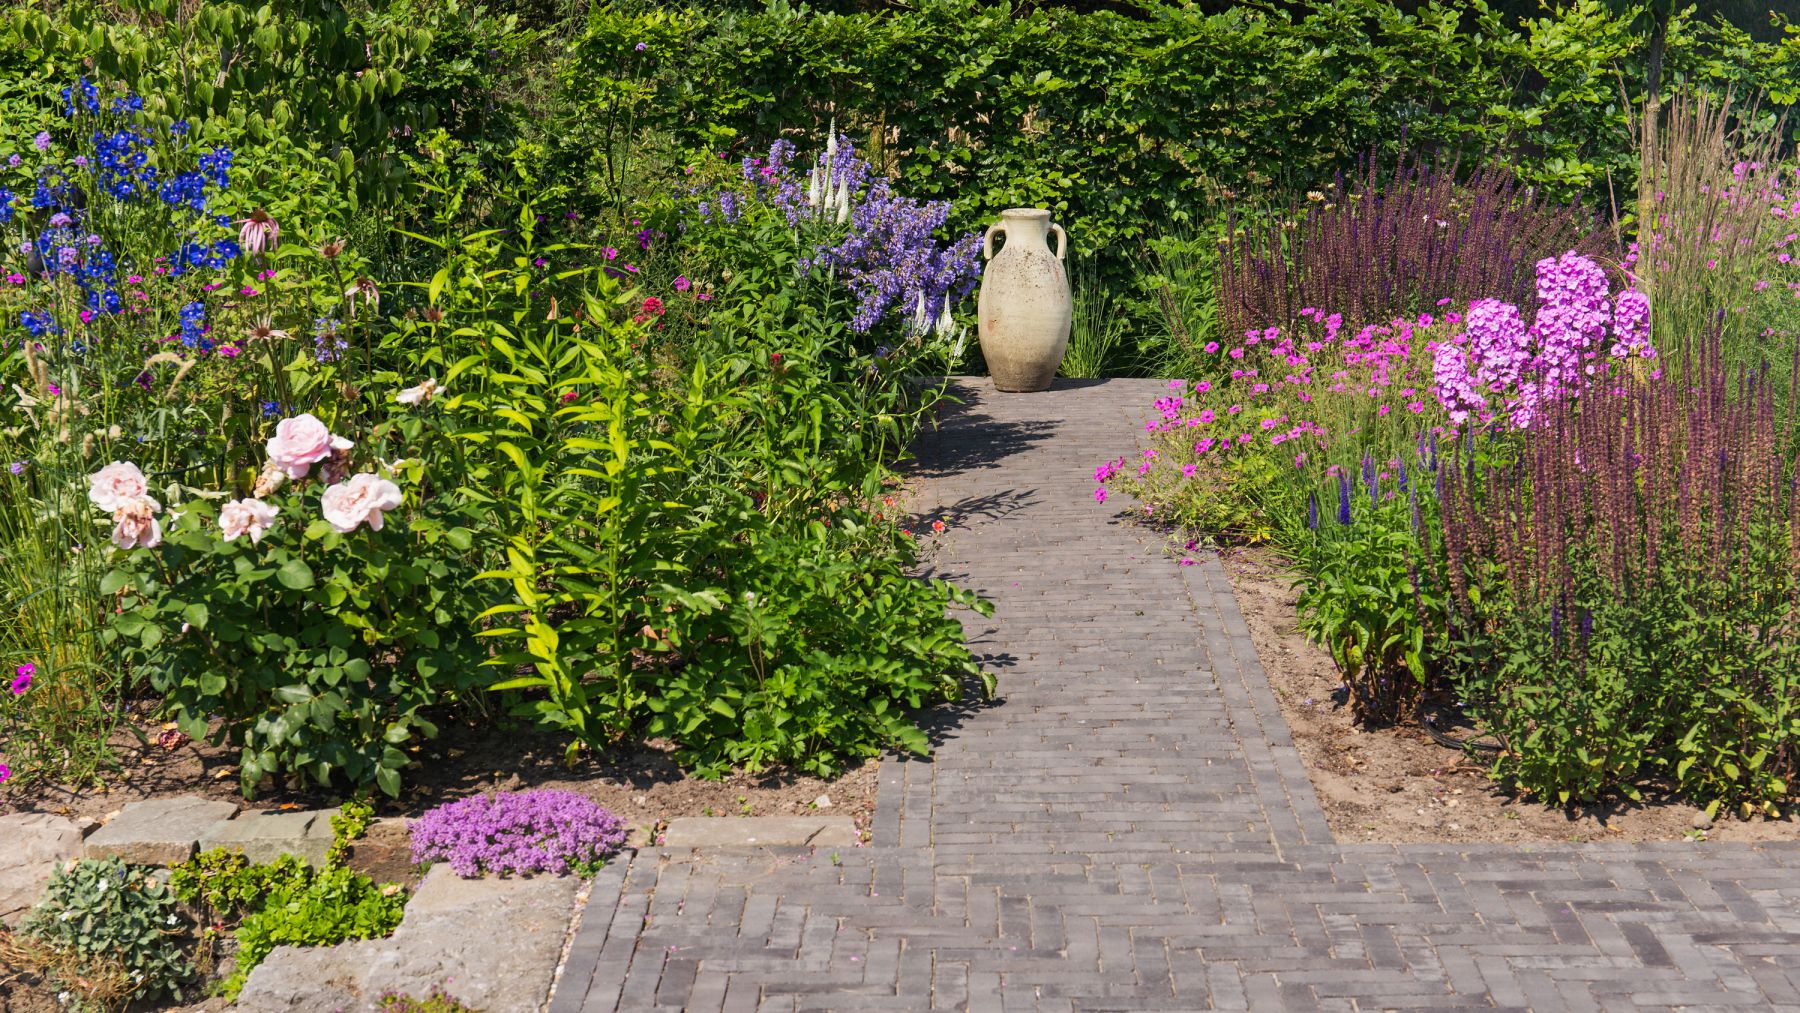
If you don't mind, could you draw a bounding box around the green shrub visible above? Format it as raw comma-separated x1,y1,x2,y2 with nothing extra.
563,0,1800,255
20,857,195,1007
103,410,495,798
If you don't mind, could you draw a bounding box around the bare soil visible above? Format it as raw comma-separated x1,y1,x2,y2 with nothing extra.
0,715,877,849
1220,546,1800,845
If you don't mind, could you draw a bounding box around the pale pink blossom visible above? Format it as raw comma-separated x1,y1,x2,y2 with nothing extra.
88,461,149,512
238,209,280,256
320,473,403,533
218,498,279,543
265,414,352,479
344,278,380,318
111,497,162,549
395,378,441,406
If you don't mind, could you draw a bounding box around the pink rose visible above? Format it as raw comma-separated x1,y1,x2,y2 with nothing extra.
218,498,279,543
88,461,148,512
266,413,351,479
111,497,162,549
319,473,403,533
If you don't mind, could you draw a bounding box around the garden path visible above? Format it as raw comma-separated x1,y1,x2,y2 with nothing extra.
551,378,1800,1012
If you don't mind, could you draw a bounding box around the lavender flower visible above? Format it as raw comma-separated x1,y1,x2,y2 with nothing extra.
410,790,630,878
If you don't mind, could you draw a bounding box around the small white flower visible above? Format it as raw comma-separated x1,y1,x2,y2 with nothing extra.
395,377,441,406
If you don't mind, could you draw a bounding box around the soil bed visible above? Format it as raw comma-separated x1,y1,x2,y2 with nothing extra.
1220,546,1798,845
1,719,877,848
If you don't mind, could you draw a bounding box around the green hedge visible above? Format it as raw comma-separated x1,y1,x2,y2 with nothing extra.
565,0,1799,252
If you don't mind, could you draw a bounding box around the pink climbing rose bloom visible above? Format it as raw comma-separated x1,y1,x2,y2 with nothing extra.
218,498,279,544
320,473,403,533
111,497,163,549
88,461,149,512
266,413,351,479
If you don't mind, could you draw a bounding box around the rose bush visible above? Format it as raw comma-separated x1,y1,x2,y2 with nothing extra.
103,404,494,796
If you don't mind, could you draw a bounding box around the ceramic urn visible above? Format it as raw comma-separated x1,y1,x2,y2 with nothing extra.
977,208,1071,392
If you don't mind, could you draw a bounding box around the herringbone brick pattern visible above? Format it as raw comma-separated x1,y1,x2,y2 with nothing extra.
552,379,1800,1012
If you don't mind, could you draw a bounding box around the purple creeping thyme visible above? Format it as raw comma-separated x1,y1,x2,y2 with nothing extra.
410,790,629,877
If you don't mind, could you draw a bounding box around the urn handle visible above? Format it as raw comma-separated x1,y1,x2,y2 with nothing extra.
1049,223,1067,261
983,222,1006,261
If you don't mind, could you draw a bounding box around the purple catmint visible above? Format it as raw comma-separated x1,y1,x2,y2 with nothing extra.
409,789,629,878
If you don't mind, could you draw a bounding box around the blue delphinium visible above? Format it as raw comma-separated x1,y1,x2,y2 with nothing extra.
178,301,208,349
10,79,242,322
20,310,58,338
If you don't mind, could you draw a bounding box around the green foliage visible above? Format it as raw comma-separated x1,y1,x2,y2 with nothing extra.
1061,258,1130,379
432,208,991,775
329,799,377,865
1295,497,1439,726
20,857,194,1006
103,447,495,797
1454,523,1800,812
173,799,404,1002
566,0,1798,258
223,863,406,998
0,0,537,211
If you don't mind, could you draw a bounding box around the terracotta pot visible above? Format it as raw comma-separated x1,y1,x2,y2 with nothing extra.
977,208,1071,392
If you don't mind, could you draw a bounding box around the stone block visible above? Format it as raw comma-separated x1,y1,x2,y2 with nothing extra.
236,865,581,1013
0,813,84,926
661,815,858,848
198,807,338,867
82,796,238,866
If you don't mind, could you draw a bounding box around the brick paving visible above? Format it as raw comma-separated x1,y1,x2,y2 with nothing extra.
552,378,1800,1012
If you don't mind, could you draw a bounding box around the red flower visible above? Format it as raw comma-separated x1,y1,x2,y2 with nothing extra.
559,390,578,404
641,296,665,316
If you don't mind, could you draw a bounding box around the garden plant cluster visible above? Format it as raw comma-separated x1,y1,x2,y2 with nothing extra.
1102,95,1800,815
0,0,1796,1005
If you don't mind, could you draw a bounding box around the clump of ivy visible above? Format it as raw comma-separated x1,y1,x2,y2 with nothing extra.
170,797,405,999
